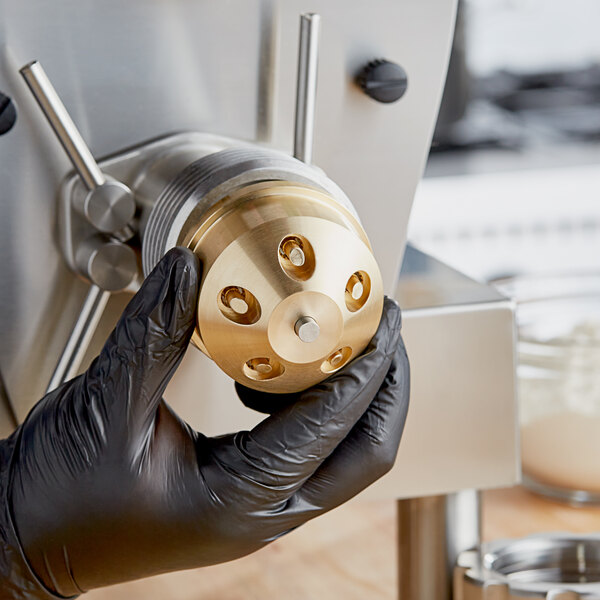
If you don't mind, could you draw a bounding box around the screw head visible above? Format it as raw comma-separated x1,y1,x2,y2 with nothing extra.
357,59,408,104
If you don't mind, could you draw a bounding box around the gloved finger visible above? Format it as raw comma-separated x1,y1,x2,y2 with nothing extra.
228,297,402,493
284,337,409,524
234,382,299,415
84,247,200,433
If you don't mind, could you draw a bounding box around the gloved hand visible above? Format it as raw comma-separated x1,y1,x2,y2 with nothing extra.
0,247,409,599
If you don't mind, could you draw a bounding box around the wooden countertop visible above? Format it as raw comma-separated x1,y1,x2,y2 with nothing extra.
483,486,600,541
85,487,600,600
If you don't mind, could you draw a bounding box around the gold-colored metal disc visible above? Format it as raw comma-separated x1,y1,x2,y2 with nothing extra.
182,182,384,393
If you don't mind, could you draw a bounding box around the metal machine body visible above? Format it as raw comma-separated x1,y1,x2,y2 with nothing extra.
0,0,458,416
56,130,385,393
0,2,519,598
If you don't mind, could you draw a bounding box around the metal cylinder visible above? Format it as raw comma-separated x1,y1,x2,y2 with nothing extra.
75,236,138,292
136,143,383,394
294,13,321,164
73,180,136,234
20,60,105,190
295,316,320,343
398,491,481,600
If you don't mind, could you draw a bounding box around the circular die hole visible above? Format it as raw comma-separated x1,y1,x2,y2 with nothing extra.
278,235,316,281
218,286,261,325
345,271,371,312
321,347,353,374
243,358,285,381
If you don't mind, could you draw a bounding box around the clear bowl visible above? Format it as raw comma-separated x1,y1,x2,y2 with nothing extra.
494,274,600,505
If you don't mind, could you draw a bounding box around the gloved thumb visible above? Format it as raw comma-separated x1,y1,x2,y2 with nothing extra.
84,247,200,428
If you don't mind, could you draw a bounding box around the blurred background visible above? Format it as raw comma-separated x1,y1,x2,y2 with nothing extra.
411,0,600,281
412,0,600,514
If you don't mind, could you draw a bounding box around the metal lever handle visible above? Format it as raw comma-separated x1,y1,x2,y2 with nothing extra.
19,61,136,391
21,60,105,190
20,61,135,234
293,13,321,164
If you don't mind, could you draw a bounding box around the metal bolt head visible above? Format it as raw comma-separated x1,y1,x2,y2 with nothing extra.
294,316,320,343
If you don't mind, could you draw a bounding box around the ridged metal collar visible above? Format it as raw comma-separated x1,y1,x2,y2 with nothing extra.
141,146,355,275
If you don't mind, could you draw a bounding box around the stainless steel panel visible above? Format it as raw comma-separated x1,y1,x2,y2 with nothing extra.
0,0,457,421
363,246,519,498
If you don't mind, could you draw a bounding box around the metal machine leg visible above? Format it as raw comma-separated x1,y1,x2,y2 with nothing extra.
397,490,481,600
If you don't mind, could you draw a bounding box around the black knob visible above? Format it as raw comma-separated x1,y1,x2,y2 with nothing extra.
357,59,408,104
0,92,17,135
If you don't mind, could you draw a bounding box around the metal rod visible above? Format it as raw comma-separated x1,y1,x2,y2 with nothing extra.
397,495,449,600
397,491,481,600
46,285,110,393
20,60,123,394
293,13,320,164
20,60,105,190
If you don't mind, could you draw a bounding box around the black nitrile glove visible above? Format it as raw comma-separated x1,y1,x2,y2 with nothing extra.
0,247,409,598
